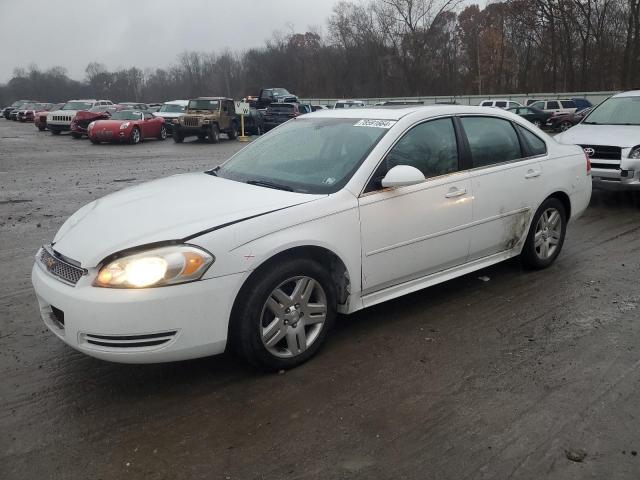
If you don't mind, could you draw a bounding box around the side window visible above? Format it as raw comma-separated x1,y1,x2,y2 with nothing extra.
385,118,459,179
144,112,153,120
530,101,543,109
560,100,575,108
517,125,547,156
481,101,492,107
547,101,560,109
461,116,522,167
495,101,507,108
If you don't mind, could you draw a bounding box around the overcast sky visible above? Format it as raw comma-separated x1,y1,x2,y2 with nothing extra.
0,0,340,82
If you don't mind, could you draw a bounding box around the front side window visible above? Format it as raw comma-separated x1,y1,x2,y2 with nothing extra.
461,117,522,167
530,101,544,109
216,117,390,194
560,100,575,108
385,118,459,179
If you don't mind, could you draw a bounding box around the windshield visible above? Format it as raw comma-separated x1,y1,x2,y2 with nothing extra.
583,97,640,125
216,117,391,194
111,110,143,120
188,99,220,110
62,101,94,110
159,104,186,113
271,88,290,97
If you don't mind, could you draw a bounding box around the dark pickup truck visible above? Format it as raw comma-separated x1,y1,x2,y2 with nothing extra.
254,88,298,109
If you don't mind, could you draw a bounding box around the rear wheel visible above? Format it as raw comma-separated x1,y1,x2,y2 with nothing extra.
51,130,60,135
231,258,336,371
521,197,567,270
207,125,220,143
158,124,167,140
227,122,238,140
130,127,141,145
559,120,572,132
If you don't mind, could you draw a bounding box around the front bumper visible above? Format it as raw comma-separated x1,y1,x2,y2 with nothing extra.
32,262,243,363
48,123,71,132
591,170,640,190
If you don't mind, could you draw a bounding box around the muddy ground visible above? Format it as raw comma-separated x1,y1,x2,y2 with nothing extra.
1,119,640,480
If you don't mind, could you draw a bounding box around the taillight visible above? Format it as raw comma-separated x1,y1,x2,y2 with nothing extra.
585,151,591,175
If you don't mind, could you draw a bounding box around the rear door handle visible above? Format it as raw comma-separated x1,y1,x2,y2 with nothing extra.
525,169,541,179
445,187,467,198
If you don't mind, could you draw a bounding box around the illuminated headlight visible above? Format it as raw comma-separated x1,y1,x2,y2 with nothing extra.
94,245,214,288
119,122,130,130
88,121,95,130
629,146,640,159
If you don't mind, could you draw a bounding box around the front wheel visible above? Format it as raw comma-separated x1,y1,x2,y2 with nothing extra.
231,258,336,371
51,130,61,135
37,125,46,131
227,123,238,140
521,198,567,269
129,127,141,144
207,125,220,143
173,131,184,143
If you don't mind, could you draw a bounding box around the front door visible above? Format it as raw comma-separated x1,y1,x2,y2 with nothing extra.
358,117,473,296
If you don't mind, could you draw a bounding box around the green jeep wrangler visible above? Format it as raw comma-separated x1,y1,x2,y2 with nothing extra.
172,97,239,143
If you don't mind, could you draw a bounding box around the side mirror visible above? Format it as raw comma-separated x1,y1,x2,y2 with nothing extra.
381,165,426,188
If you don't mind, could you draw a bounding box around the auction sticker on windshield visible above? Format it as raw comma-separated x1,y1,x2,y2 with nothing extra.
354,119,396,128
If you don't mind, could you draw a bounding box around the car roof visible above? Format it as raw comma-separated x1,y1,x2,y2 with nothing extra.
307,105,514,120
193,97,230,100
613,90,640,98
165,100,189,105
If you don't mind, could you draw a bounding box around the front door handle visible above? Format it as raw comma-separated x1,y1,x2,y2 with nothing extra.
525,169,541,179
445,187,467,198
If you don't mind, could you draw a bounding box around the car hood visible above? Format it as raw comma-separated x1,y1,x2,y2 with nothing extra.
155,112,183,119
556,124,640,148
48,109,80,117
92,119,134,129
74,111,108,121
52,173,322,267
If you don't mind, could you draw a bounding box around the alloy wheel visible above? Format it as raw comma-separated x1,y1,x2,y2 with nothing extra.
260,276,328,358
534,208,562,260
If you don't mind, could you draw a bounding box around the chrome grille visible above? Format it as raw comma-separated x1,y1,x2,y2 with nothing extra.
580,145,621,160
52,115,73,122
38,246,86,286
183,116,200,127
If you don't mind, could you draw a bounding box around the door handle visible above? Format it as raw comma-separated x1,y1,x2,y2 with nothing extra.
445,187,467,198
525,169,541,179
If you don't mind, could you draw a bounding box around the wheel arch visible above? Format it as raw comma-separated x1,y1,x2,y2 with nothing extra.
545,190,572,220
228,244,352,339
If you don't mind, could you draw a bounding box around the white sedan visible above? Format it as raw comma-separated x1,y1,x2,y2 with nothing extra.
32,106,592,370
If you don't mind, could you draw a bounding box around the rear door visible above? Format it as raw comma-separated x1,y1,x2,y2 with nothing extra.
459,116,547,260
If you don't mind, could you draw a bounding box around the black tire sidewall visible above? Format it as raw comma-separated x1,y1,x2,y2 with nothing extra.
521,197,567,269
231,258,337,371
208,125,220,143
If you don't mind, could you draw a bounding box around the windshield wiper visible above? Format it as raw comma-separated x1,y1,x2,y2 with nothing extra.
205,166,220,176
247,179,294,191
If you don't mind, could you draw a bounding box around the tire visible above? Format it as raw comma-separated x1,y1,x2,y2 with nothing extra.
129,127,141,145
532,119,542,128
559,121,572,132
521,197,567,270
227,122,238,140
197,134,206,141
158,124,167,140
173,131,184,143
70,132,82,139
38,126,45,131
51,130,61,135
207,125,220,144
90,138,100,145
230,258,336,371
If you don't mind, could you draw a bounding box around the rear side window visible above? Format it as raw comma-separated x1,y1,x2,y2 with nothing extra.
461,117,522,167
560,100,575,108
547,101,560,109
481,101,492,106
385,118,459,179
517,126,547,156
495,101,507,108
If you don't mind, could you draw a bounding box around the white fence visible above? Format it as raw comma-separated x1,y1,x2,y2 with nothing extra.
301,91,617,107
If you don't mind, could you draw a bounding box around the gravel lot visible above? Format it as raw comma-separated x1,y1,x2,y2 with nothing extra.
2,120,640,480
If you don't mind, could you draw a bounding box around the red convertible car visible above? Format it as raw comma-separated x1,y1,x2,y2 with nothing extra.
87,110,167,144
